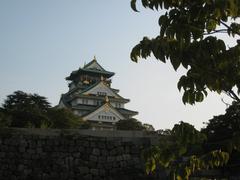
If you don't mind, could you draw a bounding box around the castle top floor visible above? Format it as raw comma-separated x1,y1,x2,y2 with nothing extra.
66,57,115,87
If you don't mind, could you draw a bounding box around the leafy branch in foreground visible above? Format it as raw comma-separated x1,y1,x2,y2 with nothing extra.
130,0,240,104
142,122,230,179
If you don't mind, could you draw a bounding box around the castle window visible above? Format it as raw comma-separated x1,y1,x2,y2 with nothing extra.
95,100,102,106
97,92,107,96
115,103,121,108
99,115,116,121
82,99,88,104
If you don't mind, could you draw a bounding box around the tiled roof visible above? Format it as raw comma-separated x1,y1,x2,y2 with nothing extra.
117,108,138,116
66,59,115,81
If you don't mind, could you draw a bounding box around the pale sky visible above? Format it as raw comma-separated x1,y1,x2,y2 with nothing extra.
0,0,233,130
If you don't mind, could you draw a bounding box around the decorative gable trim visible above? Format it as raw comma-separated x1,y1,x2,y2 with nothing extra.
82,81,123,99
82,103,125,122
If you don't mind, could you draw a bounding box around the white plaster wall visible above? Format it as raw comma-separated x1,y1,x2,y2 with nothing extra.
110,102,124,108
71,100,77,106
90,110,121,123
83,104,125,122
75,98,95,105
84,83,119,98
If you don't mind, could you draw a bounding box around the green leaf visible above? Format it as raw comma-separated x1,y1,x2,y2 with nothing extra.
170,58,181,71
141,0,148,8
196,92,204,102
130,0,240,105
131,0,139,12
182,91,189,104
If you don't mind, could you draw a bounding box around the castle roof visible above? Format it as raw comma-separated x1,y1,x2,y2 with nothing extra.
65,81,130,103
117,108,138,117
66,58,115,81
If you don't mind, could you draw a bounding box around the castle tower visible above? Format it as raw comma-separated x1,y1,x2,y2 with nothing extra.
58,57,138,130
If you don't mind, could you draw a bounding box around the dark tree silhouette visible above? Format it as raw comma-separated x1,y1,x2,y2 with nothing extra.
2,91,51,128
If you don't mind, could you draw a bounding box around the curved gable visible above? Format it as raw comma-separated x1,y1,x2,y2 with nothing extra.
82,82,121,98
82,103,125,122
84,60,105,71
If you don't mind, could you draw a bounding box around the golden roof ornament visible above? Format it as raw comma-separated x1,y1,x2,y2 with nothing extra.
105,95,109,103
83,79,89,84
93,55,97,61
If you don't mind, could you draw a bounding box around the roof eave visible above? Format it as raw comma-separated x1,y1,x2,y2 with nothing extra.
66,69,115,81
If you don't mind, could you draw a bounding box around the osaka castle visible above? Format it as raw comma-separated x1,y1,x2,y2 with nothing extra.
58,57,138,129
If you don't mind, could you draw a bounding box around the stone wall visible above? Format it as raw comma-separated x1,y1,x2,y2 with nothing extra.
0,128,160,180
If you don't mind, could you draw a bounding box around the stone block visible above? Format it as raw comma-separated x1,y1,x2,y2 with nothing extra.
99,169,105,176
90,168,99,176
92,148,100,156
83,141,89,147
123,154,131,160
73,152,81,158
98,156,106,163
114,141,121,147
84,174,92,180
101,149,108,156
89,155,98,162
97,142,106,149
78,146,84,152
17,164,25,171
90,142,96,147
79,166,89,174
116,155,123,161
107,156,115,162
88,161,97,168
109,148,117,156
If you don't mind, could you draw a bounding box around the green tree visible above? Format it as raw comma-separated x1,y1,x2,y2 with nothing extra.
143,123,155,131
116,118,146,130
130,0,240,104
1,91,89,129
47,108,91,129
202,102,240,152
0,108,11,128
3,91,51,111
201,102,240,176
2,91,51,128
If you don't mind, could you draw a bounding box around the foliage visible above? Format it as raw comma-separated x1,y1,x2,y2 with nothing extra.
1,91,88,129
2,91,51,128
47,108,91,129
156,128,171,135
202,101,240,152
130,0,240,104
116,118,146,130
0,108,11,128
172,121,206,147
142,121,229,179
3,91,51,111
173,150,229,180
143,123,155,131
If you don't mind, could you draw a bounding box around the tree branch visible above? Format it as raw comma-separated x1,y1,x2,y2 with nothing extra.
220,20,240,36
203,29,228,35
221,98,231,107
228,90,240,102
